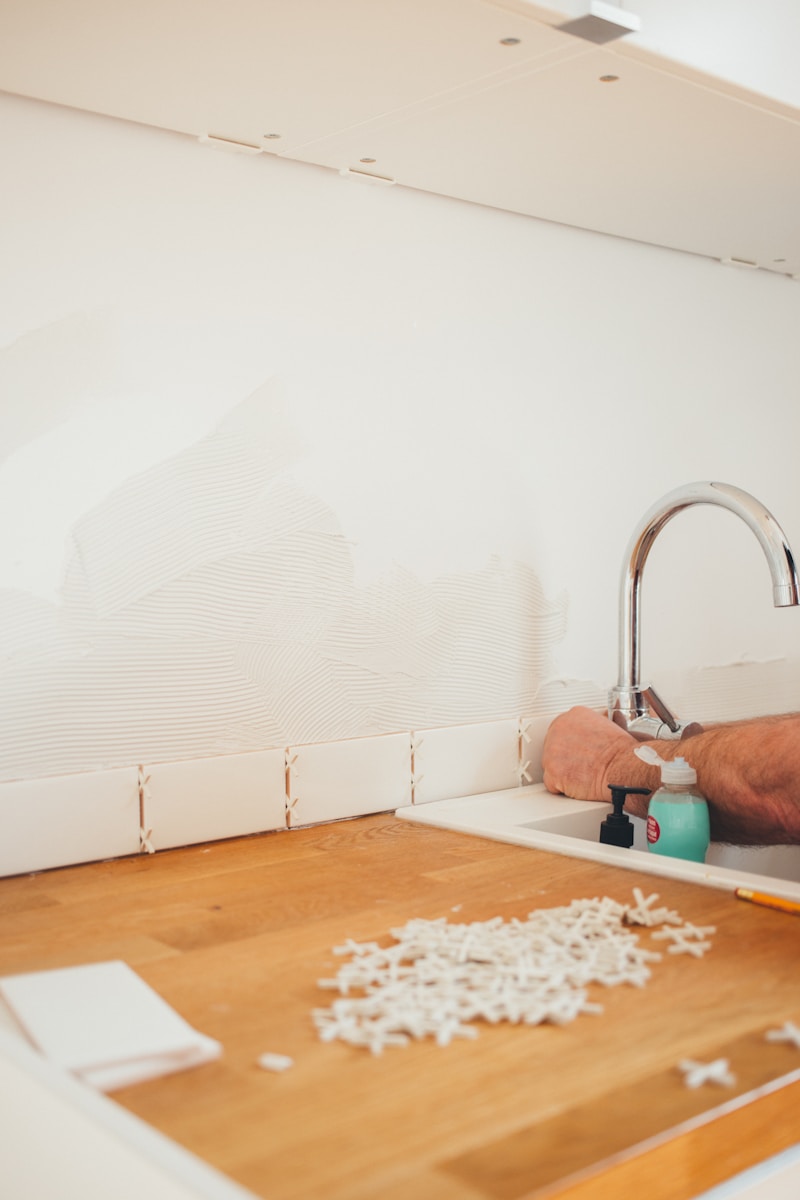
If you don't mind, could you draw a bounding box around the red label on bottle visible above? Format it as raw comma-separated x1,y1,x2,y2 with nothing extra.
647,814,660,844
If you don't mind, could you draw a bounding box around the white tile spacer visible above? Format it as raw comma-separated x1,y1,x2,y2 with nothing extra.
651,924,713,956
625,888,681,927
410,735,424,801
518,760,534,784
256,1053,294,1072
765,1021,800,1049
139,827,155,855
678,1058,736,1088
666,940,712,957
678,922,717,939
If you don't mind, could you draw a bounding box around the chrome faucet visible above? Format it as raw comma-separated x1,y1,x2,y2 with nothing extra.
608,481,800,740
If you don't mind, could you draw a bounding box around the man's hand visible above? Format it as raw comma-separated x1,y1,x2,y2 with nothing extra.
542,706,638,803
543,706,800,843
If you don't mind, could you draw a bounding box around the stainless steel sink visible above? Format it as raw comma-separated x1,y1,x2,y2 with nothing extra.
396,784,800,900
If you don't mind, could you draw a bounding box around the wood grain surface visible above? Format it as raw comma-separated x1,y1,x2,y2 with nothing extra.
1,814,798,1199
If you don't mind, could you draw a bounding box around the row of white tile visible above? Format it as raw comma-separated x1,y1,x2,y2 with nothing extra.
0,716,553,877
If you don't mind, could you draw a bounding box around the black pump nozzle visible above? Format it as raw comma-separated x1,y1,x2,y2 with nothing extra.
599,784,651,848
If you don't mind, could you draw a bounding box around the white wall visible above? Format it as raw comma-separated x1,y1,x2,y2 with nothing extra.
2,93,800,783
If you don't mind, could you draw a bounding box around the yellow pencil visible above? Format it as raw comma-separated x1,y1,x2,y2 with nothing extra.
735,887,800,917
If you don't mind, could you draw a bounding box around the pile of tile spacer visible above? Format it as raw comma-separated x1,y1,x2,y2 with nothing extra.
313,889,713,1054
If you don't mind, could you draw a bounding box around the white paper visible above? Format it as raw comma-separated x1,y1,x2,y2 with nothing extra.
0,961,221,1091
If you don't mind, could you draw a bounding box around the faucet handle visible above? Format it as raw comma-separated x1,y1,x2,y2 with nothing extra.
608,684,685,741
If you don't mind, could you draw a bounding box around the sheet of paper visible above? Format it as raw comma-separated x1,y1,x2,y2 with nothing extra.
0,961,221,1090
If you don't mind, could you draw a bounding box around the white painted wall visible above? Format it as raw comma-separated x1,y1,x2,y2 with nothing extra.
2,93,799,784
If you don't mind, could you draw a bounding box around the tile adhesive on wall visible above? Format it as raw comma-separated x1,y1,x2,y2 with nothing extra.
0,371,597,786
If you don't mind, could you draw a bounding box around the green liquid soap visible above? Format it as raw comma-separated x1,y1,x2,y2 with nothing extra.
634,747,710,864
647,795,710,863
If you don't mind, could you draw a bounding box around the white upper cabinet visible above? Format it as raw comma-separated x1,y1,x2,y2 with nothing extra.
2,0,799,276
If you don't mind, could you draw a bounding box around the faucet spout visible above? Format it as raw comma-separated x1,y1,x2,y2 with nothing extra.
609,481,800,739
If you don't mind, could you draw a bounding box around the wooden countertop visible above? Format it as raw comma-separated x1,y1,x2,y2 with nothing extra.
1,814,799,1200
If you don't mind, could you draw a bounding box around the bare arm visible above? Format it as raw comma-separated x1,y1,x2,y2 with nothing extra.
542,706,800,845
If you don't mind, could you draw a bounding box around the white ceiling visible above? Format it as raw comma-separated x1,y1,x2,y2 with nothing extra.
2,0,799,277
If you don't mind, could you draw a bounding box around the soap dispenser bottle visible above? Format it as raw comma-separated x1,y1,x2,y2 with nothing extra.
634,745,710,863
600,785,651,848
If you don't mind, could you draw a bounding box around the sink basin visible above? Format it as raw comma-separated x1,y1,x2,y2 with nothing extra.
396,784,800,900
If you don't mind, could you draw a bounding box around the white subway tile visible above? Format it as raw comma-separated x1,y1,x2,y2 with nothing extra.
0,717,559,873
287,734,411,826
411,720,519,805
142,749,286,851
0,768,140,877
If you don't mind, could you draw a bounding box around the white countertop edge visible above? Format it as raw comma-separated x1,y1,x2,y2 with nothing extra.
0,1025,257,1200
695,1143,800,1200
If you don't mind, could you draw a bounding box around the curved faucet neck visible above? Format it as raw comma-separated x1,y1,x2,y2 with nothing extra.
611,481,800,737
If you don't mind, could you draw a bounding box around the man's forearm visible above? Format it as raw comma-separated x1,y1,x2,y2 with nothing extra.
604,714,800,844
